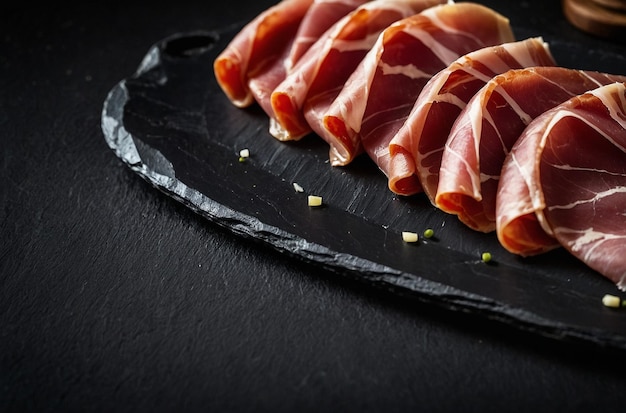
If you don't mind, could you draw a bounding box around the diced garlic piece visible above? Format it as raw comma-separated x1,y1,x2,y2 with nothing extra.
402,231,418,243
239,148,250,158
293,182,304,193
602,294,622,308
308,195,323,207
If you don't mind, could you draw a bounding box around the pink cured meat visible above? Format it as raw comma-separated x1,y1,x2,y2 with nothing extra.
270,0,445,142
286,0,372,71
250,0,372,121
321,2,515,176
387,37,556,197
213,0,314,108
438,67,626,237
499,82,626,290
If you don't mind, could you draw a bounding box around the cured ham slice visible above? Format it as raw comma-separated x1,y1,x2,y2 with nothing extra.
270,0,444,142
498,82,626,290
248,45,294,120
252,0,372,130
438,67,626,236
320,2,515,176
213,0,314,108
286,0,372,71
387,37,556,197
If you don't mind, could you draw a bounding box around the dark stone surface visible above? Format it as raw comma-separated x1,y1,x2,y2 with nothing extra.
3,2,626,412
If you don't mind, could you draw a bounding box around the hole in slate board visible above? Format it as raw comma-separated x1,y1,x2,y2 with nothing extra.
162,31,219,58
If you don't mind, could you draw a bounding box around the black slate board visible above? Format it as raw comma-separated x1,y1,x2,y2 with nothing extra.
101,3,626,350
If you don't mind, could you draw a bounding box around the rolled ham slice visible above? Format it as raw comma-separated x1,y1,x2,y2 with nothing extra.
286,0,372,71
270,0,444,142
387,37,556,197
213,0,314,108
248,1,368,118
320,2,515,176
498,82,626,290
249,0,370,121
438,67,626,236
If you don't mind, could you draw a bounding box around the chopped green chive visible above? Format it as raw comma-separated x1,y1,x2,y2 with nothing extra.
481,252,492,263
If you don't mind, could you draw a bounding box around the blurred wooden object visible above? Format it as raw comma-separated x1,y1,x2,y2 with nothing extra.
563,0,626,39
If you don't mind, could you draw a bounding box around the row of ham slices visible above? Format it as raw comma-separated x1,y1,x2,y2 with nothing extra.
213,0,626,291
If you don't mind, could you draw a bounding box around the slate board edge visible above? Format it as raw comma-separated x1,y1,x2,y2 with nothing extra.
101,79,626,351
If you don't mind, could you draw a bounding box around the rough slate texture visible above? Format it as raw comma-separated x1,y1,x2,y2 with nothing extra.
103,6,626,346
3,1,626,412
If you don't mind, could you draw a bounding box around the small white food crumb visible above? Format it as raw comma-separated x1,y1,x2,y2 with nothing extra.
293,182,304,193
308,195,323,207
602,294,622,308
402,231,419,243
239,148,250,158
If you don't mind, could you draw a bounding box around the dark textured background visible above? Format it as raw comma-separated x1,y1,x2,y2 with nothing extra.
3,2,626,412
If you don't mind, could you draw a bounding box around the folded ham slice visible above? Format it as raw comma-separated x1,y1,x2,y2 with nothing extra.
286,0,372,72
320,2,515,176
270,0,444,142
251,0,376,121
213,0,315,108
387,37,556,197
498,82,626,290
437,67,626,237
